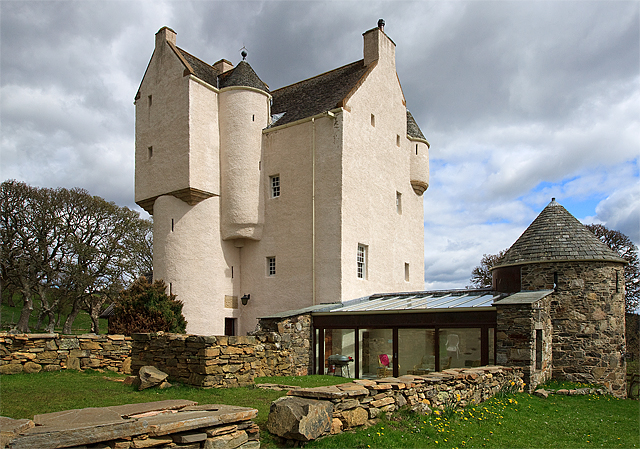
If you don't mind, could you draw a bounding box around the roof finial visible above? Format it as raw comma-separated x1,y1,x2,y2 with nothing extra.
378,19,385,31
240,46,247,61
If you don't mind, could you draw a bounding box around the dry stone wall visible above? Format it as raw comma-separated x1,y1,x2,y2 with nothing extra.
267,366,524,442
0,333,132,375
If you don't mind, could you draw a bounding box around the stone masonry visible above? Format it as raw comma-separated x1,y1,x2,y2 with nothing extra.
0,333,132,375
522,261,627,397
267,366,524,442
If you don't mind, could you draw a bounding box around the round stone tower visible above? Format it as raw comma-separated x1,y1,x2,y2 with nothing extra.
492,199,627,397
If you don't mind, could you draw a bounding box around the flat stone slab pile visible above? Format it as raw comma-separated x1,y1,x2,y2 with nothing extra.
1,400,259,449
267,366,524,443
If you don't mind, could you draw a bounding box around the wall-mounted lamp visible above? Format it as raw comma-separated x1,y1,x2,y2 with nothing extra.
241,294,250,305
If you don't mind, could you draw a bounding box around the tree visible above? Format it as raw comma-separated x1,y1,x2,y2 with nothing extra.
1,180,154,334
108,277,186,335
468,250,508,288
586,224,639,314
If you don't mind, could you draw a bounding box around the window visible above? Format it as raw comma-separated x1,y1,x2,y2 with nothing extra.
405,263,410,282
267,256,276,276
416,144,419,155
148,146,153,159
357,244,367,279
396,135,401,147
270,175,280,198
396,191,402,214
148,95,152,107
225,318,236,336
371,114,375,127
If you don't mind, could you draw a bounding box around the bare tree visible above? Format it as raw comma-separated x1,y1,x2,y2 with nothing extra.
586,224,639,313
468,250,508,289
1,180,154,334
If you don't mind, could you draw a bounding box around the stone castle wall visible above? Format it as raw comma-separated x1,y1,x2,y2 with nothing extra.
495,298,553,391
521,261,627,397
0,333,132,375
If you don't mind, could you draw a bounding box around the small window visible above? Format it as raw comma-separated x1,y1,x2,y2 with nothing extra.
148,146,153,159
357,244,368,279
405,263,410,282
148,95,152,107
171,218,174,232
267,256,276,276
396,191,402,214
396,135,401,147
371,114,375,127
270,175,280,198
252,114,255,122
225,318,236,336
416,144,419,155
535,329,543,370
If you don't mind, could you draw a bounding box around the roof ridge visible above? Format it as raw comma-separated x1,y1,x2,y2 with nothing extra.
271,59,364,93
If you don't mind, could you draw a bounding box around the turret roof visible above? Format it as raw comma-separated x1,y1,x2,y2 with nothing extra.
218,61,269,93
407,111,427,141
494,199,627,268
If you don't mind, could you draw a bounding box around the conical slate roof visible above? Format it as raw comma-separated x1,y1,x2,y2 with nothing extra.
406,111,427,141
494,199,627,268
218,61,269,93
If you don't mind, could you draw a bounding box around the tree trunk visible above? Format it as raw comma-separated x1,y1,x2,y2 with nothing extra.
62,298,82,334
15,292,33,333
90,310,100,334
44,309,56,333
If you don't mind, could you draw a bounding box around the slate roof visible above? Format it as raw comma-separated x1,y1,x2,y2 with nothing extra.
270,60,370,127
178,48,219,88
171,44,427,140
218,61,269,93
407,111,426,141
494,199,627,268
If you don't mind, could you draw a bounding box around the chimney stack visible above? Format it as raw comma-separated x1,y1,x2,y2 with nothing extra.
155,26,177,49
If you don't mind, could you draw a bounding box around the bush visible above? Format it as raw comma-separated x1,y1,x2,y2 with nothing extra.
108,278,187,335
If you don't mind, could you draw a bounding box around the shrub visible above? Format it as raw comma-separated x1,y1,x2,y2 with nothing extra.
108,277,187,335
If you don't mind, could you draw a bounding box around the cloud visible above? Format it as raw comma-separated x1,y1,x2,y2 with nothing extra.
1,0,638,291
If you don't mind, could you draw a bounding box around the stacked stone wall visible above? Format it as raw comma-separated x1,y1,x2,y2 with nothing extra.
0,333,132,375
129,319,313,387
252,314,313,377
495,298,552,391
521,261,627,397
269,366,523,440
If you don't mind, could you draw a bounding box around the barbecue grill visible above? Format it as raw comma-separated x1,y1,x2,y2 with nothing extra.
327,354,354,377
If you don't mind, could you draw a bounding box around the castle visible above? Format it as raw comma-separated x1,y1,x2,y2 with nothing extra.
135,22,429,335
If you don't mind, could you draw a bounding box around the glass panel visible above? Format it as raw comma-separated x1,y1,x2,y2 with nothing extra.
358,329,393,379
315,329,320,374
323,329,355,377
399,329,435,376
488,328,495,365
439,328,482,370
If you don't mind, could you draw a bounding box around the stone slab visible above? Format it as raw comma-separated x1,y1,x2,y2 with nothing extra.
146,405,258,436
10,420,149,449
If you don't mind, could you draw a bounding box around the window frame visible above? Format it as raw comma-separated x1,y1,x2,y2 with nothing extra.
357,244,368,279
270,175,280,198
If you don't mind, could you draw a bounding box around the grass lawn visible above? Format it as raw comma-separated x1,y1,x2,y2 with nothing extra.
1,370,638,448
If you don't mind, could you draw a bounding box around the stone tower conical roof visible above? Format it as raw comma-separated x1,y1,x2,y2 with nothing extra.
494,199,627,268
218,61,269,93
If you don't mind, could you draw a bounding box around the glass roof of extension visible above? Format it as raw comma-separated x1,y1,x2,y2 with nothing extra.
333,290,501,313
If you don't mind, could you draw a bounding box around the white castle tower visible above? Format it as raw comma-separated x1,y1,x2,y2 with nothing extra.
135,23,430,335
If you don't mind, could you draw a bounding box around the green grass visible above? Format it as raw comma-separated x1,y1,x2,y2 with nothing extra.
1,372,638,448
307,387,639,448
1,299,107,335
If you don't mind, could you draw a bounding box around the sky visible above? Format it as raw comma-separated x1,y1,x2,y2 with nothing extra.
1,0,639,290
